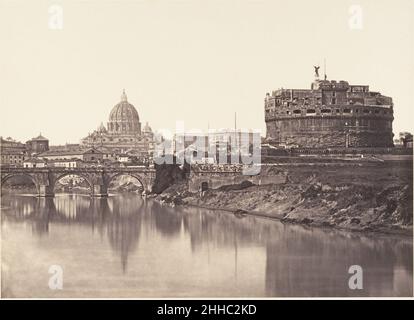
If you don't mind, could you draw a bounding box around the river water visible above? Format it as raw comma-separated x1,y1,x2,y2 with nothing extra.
1,193,412,298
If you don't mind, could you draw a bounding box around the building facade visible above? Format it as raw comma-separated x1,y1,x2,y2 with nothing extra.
171,129,260,163
80,90,154,158
23,158,47,168
0,137,26,166
264,77,394,148
37,147,103,162
24,158,84,168
26,134,49,155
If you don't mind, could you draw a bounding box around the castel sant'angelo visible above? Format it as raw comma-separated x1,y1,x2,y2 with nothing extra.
264,67,394,149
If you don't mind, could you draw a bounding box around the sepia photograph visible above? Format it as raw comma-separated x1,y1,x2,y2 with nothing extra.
0,0,413,303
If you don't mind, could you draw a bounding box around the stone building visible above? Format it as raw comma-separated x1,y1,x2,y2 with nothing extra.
26,133,49,155
264,76,394,148
81,90,154,159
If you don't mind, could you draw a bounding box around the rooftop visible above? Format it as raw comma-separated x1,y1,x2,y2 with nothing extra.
30,133,49,141
38,147,102,157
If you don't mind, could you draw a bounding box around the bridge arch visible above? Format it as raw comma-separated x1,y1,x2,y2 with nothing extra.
1,167,155,197
1,173,39,193
105,172,147,192
53,172,94,194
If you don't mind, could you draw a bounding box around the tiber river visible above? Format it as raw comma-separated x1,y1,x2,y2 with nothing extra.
1,192,412,298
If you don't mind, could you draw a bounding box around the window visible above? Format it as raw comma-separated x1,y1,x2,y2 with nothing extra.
321,109,331,113
332,98,336,104
201,181,209,191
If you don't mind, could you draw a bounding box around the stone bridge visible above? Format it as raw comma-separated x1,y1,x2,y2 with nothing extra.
0,166,156,197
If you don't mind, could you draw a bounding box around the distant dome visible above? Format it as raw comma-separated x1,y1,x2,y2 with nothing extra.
107,90,141,135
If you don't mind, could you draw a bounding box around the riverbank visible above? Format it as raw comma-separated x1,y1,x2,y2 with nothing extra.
155,161,413,236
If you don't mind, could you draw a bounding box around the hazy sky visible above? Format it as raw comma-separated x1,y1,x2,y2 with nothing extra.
1,0,413,145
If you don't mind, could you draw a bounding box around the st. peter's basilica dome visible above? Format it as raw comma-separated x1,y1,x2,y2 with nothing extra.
107,90,141,135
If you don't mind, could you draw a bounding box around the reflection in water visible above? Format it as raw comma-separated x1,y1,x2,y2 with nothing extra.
2,195,144,273
1,194,413,297
264,226,413,297
106,197,142,272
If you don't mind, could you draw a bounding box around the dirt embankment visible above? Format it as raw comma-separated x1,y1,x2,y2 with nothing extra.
156,161,413,235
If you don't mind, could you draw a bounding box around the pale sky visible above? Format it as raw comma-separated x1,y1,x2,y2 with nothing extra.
1,0,413,145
